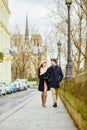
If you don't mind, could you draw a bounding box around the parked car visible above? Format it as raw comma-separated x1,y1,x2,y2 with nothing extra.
19,79,29,90
14,81,21,91
25,81,30,88
15,79,29,91
4,82,13,94
18,81,27,91
10,82,17,93
0,87,1,95
0,83,6,96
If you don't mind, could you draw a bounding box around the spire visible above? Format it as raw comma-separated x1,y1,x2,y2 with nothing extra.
25,13,29,41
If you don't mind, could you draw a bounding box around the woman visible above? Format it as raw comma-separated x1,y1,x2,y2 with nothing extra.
38,61,50,107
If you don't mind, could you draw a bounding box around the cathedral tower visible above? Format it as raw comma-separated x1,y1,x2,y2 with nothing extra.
25,13,29,48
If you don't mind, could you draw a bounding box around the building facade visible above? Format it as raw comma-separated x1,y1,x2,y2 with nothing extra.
11,14,47,80
0,0,12,82
11,32,47,79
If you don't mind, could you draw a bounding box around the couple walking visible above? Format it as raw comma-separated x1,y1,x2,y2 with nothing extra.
38,58,63,107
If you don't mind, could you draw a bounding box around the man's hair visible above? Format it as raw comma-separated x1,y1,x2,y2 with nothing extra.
51,58,57,64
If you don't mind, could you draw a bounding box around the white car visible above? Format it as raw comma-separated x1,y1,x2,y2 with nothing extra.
15,79,28,91
4,82,13,94
0,83,6,96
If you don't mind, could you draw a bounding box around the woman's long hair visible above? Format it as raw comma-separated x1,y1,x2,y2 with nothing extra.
38,61,46,77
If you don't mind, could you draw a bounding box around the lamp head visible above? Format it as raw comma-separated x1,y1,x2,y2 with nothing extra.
65,0,72,5
57,41,62,49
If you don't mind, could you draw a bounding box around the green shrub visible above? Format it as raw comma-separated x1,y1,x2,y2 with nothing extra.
60,73,87,130
28,77,38,82
0,52,3,61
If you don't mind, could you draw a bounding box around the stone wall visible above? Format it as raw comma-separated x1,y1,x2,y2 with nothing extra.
59,72,87,130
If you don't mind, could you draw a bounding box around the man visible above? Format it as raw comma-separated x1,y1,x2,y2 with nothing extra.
47,58,63,107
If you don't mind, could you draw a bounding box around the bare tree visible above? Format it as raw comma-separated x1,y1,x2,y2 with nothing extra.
43,0,87,75
12,51,34,79
72,0,87,71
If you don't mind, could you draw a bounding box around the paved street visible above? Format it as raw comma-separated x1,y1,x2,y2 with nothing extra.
0,89,35,115
0,90,78,130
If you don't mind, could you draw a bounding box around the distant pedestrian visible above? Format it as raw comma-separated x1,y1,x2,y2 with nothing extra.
47,59,63,107
38,60,50,107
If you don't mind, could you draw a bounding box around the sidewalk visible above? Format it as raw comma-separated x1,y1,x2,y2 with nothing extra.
0,90,78,130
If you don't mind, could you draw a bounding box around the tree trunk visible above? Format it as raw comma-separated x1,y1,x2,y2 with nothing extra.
84,17,87,71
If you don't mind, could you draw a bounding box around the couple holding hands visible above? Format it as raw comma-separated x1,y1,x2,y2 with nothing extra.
38,58,63,107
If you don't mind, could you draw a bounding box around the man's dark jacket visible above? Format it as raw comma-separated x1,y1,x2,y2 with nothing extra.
47,65,63,88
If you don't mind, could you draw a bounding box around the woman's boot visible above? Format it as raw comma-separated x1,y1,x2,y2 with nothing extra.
42,93,47,107
41,94,44,107
43,81,47,107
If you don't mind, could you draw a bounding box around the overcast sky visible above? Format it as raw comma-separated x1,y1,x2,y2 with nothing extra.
9,0,67,65
9,0,54,35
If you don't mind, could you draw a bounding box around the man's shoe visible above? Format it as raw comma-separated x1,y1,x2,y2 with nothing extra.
53,103,57,107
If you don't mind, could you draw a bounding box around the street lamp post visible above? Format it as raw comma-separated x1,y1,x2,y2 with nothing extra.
37,43,39,69
57,41,62,66
65,0,73,79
